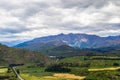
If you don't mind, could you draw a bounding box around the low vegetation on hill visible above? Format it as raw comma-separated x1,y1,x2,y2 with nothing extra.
0,44,49,66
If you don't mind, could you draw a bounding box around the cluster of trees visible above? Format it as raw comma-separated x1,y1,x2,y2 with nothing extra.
45,63,89,76
45,64,71,73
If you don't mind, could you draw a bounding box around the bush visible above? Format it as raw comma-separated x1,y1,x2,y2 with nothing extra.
86,71,120,80
17,69,20,74
113,63,119,66
59,62,79,67
117,68,120,71
0,76,10,79
70,68,89,76
7,67,12,73
45,64,71,73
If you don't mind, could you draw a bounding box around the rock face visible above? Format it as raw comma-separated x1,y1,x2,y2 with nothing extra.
14,33,120,50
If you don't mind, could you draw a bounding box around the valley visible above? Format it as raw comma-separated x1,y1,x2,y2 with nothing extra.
0,34,120,80
0,0,120,79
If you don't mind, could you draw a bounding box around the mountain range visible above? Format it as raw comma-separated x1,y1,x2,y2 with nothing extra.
14,33,120,49
14,33,120,56
0,33,119,65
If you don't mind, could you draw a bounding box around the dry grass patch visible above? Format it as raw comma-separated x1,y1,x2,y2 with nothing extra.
21,73,85,80
89,67,120,71
0,68,8,73
43,73,85,80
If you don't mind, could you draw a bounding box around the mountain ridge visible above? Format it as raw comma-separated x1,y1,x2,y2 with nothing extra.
14,33,120,49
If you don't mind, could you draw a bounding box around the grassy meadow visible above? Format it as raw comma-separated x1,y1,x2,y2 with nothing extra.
0,66,18,80
0,56,120,80
11,56,120,80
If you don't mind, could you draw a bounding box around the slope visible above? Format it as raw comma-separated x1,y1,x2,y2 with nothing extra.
0,44,49,66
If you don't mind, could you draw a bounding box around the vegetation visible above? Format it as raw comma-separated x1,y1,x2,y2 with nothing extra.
0,66,18,80
86,70,120,80
0,55,118,80
1,43,120,80
45,64,71,73
59,56,120,68
0,44,50,66
21,73,85,80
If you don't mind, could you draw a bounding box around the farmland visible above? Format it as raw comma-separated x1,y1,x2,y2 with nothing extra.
11,56,120,80
1,56,120,80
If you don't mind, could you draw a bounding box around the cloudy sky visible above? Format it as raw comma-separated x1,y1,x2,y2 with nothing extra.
0,0,120,46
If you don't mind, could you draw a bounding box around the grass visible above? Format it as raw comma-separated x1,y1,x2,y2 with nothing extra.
0,67,18,80
86,70,120,80
0,68,8,73
89,67,120,71
21,74,41,80
16,56,120,80
18,66,53,77
44,73,85,79
21,73,85,80
59,56,120,68
18,65,86,80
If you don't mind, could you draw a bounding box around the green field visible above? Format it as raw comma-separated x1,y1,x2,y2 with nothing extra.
0,67,8,77
17,66,120,80
12,56,120,80
0,66,18,80
17,66,85,80
59,56,120,68
1,56,120,80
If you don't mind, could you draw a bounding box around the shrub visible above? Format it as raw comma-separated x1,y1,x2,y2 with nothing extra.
70,68,89,76
59,62,79,67
45,64,71,73
113,63,119,66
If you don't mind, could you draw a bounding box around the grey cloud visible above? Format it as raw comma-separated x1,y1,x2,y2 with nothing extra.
60,0,120,9
59,22,120,34
11,2,50,20
0,0,120,44
60,0,108,9
0,0,22,10
0,27,27,34
0,24,46,34
23,2,49,17
111,0,120,6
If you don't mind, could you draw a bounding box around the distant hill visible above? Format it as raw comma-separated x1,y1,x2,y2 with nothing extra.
0,44,49,66
41,45,84,57
90,45,120,56
14,33,120,49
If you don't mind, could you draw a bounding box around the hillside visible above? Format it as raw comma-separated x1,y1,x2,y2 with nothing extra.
0,44,49,66
41,45,99,57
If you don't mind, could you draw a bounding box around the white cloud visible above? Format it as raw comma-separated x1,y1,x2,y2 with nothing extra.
0,0,120,46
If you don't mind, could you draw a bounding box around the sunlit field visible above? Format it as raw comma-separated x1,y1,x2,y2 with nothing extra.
89,67,120,71
21,73,85,80
0,68,8,73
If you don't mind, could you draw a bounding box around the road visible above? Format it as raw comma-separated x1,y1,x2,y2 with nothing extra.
11,67,24,80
